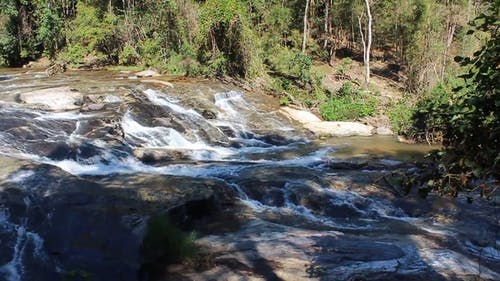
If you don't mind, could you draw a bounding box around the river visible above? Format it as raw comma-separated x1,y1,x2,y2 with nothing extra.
0,69,498,281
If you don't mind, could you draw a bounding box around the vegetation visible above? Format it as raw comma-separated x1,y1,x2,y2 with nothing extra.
416,3,499,197
142,214,197,265
320,82,377,121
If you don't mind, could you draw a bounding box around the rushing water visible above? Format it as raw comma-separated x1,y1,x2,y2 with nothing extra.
0,69,498,281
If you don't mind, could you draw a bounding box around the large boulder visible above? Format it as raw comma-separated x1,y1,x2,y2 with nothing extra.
304,121,374,137
279,107,374,137
18,86,82,110
0,164,236,281
280,106,322,124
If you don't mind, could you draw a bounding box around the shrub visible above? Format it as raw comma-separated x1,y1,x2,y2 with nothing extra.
320,82,377,121
138,37,165,68
119,44,140,66
289,52,312,84
387,98,415,135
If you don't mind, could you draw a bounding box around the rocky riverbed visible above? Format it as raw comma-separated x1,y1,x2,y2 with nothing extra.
0,69,498,281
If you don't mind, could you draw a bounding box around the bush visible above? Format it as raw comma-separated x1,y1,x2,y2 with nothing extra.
138,37,165,68
387,98,415,135
119,44,140,66
413,5,499,197
320,82,377,121
411,78,459,141
61,2,121,65
289,52,312,84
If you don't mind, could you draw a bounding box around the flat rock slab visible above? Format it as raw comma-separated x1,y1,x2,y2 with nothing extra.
280,106,322,124
18,86,82,110
135,69,160,77
304,121,374,137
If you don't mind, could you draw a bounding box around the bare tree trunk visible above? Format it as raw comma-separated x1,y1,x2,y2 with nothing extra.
302,0,310,53
358,0,372,86
323,0,331,48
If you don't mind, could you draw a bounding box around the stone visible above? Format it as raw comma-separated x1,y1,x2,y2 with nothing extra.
304,121,374,137
18,86,83,110
279,106,322,124
135,69,160,77
376,126,394,135
83,103,105,111
133,148,190,163
141,79,174,88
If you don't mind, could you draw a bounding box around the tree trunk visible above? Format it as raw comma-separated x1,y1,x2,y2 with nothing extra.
358,0,372,86
323,0,331,48
302,0,310,53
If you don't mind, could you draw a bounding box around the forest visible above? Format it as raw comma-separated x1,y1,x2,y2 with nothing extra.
0,0,498,196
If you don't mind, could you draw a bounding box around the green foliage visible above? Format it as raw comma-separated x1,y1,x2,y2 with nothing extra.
36,6,63,58
119,43,139,66
142,215,197,264
411,78,460,141
320,82,377,121
387,98,415,135
417,3,500,197
138,37,164,68
335,57,353,76
198,0,262,77
266,45,295,74
61,2,120,64
289,52,312,84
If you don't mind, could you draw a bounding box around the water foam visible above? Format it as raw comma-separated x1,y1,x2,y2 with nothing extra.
144,89,202,117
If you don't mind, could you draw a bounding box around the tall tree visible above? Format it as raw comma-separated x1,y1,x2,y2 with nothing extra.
302,0,310,53
358,0,372,86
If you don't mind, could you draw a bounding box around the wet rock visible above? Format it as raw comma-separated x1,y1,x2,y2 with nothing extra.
135,70,160,77
82,103,105,111
201,109,217,119
83,94,101,104
256,133,293,146
0,164,236,281
18,86,83,110
133,148,191,163
304,121,374,137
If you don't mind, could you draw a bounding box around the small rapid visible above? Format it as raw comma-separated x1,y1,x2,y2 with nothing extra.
0,70,498,281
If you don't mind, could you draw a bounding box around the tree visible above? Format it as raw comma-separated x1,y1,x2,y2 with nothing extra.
358,0,372,86
302,0,310,53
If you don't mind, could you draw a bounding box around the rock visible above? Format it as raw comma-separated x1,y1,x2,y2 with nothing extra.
133,148,191,163
84,94,101,104
135,69,160,77
279,107,375,137
102,94,122,103
280,106,322,124
376,126,394,135
304,121,374,137
0,164,236,281
18,86,82,110
141,79,174,88
82,103,105,111
201,109,217,119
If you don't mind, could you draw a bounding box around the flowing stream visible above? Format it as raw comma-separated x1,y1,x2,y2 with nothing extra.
0,69,498,281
